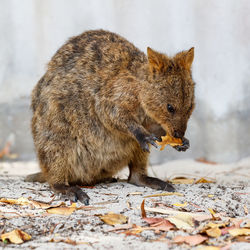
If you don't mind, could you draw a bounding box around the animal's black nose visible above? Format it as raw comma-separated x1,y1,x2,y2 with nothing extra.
174,130,184,138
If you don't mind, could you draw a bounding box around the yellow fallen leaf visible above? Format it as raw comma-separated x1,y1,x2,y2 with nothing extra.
204,222,228,229
157,134,182,151
168,214,194,230
170,177,195,184
197,247,220,250
144,192,183,198
228,228,250,236
0,197,30,206
99,212,127,225
195,178,215,184
0,197,64,210
206,227,221,237
172,202,188,207
208,208,217,220
46,206,76,215
208,194,214,198
1,229,31,244
49,238,89,245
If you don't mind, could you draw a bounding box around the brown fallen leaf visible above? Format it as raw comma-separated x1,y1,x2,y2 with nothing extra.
206,227,221,238
170,177,195,184
1,229,31,244
174,234,208,246
233,236,250,243
228,228,250,236
157,134,182,151
195,178,215,184
196,157,217,165
143,217,175,232
144,192,183,198
100,212,127,225
141,199,146,218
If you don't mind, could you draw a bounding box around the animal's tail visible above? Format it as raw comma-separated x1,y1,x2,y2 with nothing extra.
24,172,46,183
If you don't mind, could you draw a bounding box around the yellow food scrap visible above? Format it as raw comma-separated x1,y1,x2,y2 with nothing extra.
157,134,183,151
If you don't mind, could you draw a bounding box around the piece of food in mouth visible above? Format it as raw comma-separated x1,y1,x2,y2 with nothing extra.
157,134,183,151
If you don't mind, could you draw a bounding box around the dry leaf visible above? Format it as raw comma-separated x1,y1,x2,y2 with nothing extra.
170,177,195,184
46,204,77,215
228,228,250,236
196,157,217,165
121,224,144,235
233,236,250,243
128,192,143,195
174,234,207,246
197,247,220,250
172,202,188,207
144,192,183,198
195,178,215,184
204,222,228,229
208,208,217,220
243,205,248,215
0,197,30,206
208,194,214,198
1,229,31,244
157,134,182,151
206,227,221,237
0,197,63,210
143,218,175,232
100,212,127,225
168,214,194,230
49,238,89,245
141,199,146,218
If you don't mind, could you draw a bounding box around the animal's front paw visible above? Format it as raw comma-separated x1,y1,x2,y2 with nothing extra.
174,137,190,152
53,184,90,205
137,134,159,152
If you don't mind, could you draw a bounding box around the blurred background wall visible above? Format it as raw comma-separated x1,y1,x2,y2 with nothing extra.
0,0,249,163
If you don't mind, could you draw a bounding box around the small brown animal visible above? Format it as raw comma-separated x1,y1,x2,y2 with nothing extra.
26,30,195,205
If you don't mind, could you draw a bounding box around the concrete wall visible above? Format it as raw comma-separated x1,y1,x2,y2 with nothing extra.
0,0,250,163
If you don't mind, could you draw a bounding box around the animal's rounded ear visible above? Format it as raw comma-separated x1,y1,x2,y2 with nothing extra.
147,47,166,73
175,47,194,70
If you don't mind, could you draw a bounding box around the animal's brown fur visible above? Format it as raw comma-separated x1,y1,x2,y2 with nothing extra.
26,30,195,204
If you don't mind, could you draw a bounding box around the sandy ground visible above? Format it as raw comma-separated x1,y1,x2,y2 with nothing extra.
0,158,249,249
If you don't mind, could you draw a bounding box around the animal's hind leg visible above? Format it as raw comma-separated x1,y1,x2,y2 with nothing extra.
128,147,175,191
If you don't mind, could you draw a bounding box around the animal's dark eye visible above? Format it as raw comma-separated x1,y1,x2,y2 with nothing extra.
167,104,175,113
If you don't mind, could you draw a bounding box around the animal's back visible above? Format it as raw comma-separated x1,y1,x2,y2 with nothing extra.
31,30,145,186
